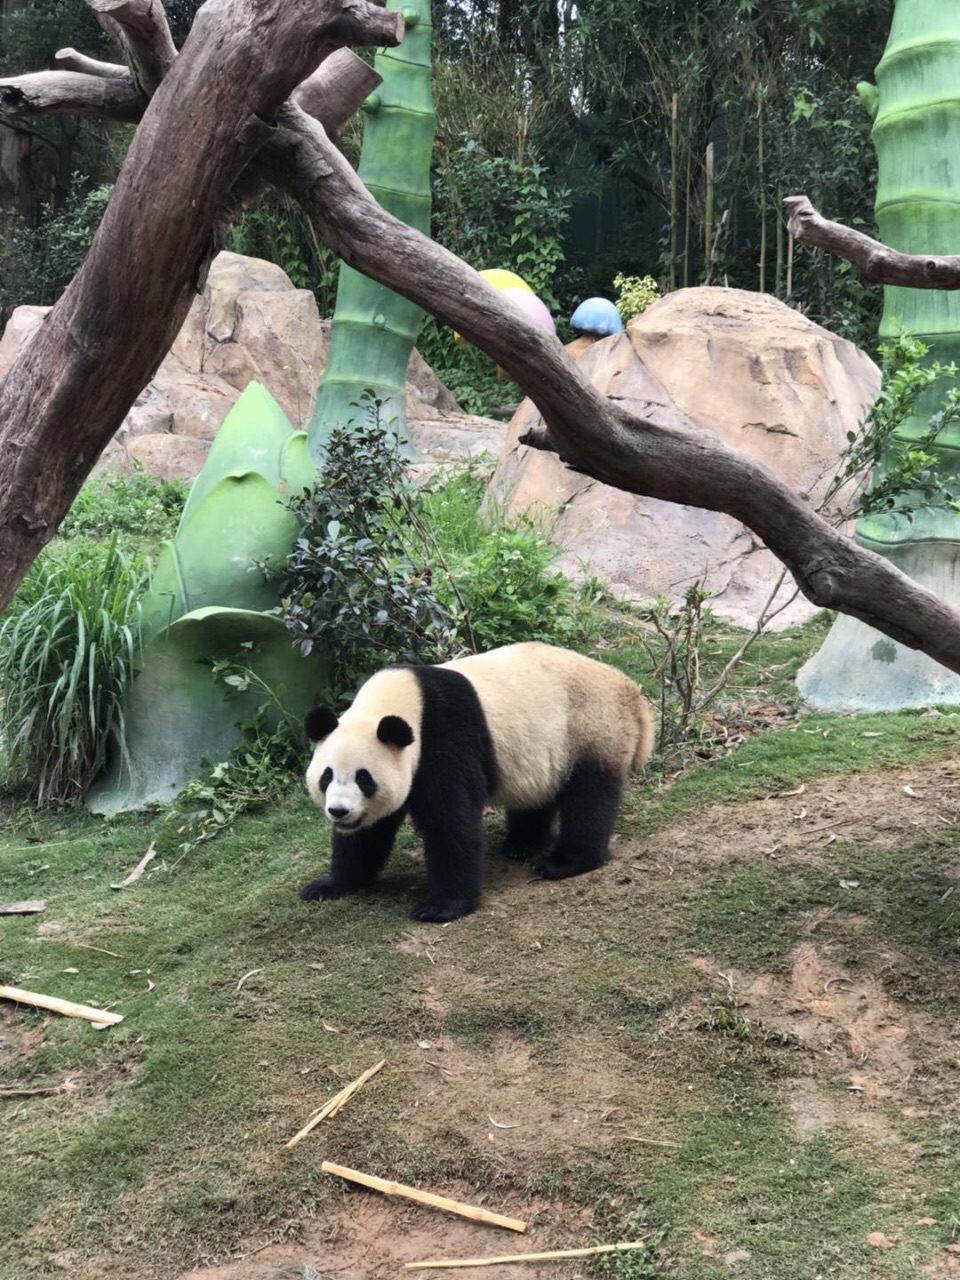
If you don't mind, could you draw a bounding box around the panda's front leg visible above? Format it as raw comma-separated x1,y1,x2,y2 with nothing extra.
301,808,406,902
409,804,485,923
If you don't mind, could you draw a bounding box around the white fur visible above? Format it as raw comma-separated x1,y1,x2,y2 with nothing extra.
441,642,653,807
305,668,423,831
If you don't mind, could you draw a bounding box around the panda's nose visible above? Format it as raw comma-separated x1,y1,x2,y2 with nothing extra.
328,805,350,820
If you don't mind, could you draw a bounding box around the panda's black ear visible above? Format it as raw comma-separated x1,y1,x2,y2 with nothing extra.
377,715,415,749
305,706,339,742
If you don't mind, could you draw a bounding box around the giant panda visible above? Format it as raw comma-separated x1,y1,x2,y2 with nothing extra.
302,641,654,923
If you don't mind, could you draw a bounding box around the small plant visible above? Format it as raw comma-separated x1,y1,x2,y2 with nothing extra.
613,273,660,323
636,582,711,760
0,538,147,806
824,332,960,523
169,653,303,856
592,1208,667,1279
60,464,188,542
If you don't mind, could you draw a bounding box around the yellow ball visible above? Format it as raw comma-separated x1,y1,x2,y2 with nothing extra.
478,268,533,293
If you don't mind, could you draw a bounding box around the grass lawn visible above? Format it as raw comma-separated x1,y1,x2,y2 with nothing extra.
2,615,960,1278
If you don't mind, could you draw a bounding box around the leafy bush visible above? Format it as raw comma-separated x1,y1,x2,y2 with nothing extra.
277,408,584,695
60,464,188,542
613,273,660,322
0,539,147,806
277,404,461,692
435,515,579,653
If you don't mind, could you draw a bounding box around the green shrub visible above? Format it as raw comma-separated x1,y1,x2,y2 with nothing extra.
613,273,660,322
277,405,460,693
60,464,188,542
436,515,580,652
0,539,147,806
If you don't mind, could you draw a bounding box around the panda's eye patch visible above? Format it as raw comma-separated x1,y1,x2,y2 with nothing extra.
319,767,333,792
355,768,377,797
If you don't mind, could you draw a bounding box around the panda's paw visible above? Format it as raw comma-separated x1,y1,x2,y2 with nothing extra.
533,848,608,880
300,875,349,902
410,897,478,923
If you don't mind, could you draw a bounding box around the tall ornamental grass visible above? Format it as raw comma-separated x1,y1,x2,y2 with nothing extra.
0,538,147,806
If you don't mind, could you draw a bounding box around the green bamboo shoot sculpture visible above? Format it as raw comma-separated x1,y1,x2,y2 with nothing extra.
798,0,960,710
307,1,435,457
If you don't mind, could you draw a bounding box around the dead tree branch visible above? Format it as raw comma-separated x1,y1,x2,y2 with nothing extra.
785,194,960,289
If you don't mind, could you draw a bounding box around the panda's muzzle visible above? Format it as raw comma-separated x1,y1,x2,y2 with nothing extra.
327,807,362,832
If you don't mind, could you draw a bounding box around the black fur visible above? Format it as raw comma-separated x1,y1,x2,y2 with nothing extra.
502,804,556,861
533,760,623,880
301,806,407,902
305,705,339,742
404,666,498,921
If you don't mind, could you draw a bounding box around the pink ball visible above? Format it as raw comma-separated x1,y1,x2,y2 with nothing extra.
499,287,556,334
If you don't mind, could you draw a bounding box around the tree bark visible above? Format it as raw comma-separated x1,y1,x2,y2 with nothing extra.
0,0,402,613
785,194,960,289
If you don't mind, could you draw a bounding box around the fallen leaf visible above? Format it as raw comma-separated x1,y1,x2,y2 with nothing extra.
838,879,860,889
916,1217,937,1226
903,785,920,798
860,731,883,738
867,1232,896,1248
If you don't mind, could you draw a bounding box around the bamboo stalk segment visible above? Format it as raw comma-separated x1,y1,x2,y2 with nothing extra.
0,984,123,1025
285,1058,385,1149
404,1239,651,1269
320,1161,526,1233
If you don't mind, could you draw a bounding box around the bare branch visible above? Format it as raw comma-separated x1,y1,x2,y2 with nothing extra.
785,194,960,290
55,47,131,79
89,0,178,98
294,48,382,138
262,106,960,677
0,71,144,124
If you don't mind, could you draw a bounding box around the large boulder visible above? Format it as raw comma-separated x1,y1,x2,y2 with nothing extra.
487,286,881,628
0,251,502,481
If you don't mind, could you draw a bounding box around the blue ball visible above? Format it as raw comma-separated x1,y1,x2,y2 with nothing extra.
570,297,623,336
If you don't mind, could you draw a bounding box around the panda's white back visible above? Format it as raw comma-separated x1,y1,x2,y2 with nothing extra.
442,641,651,809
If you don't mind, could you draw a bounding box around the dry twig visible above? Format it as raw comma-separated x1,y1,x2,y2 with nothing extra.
404,1238,651,1269
285,1059,385,1149
321,1160,526,1232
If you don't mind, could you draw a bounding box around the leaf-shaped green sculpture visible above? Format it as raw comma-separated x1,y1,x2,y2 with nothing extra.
86,608,322,813
88,381,324,813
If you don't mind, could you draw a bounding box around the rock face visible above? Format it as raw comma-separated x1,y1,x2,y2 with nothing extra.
0,251,506,480
487,286,881,628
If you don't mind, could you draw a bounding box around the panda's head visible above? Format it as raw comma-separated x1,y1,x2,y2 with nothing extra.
304,705,416,832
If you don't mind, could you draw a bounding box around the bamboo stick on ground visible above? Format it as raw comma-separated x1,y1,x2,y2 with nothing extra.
0,900,47,915
404,1239,651,1269
0,985,123,1025
285,1058,385,1149
320,1161,526,1233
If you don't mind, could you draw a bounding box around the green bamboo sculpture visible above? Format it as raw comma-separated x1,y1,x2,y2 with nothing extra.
798,0,960,710
307,1,435,458
87,383,327,813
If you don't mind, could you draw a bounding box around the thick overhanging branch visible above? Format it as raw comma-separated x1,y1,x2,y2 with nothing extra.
0,71,144,124
785,194,960,290
262,107,960,676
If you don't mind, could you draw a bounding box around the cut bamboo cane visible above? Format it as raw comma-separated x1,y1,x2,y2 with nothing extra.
0,900,47,914
404,1239,650,1269
320,1161,526,1233
0,985,123,1025
285,1058,385,1149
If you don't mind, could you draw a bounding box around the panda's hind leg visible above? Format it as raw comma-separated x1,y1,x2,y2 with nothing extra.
502,804,556,861
533,761,622,881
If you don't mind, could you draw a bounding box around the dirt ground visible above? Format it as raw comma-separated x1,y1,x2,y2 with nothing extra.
164,756,960,1280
